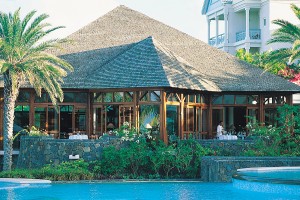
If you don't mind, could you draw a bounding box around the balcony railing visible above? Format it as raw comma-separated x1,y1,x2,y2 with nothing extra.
236,29,261,42
209,33,225,46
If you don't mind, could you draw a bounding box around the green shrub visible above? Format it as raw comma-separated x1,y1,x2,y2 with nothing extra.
99,146,129,178
242,105,300,156
0,160,93,181
0,169,37,178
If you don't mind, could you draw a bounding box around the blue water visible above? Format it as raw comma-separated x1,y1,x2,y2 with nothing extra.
0,181,299,200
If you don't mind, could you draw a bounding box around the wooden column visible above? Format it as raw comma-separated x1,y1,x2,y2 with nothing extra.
259,94,264,124
133,91,138,130
208,94,213,138
180,93,185,140
160,91,167,143
87,92,92,136
286,94,293,105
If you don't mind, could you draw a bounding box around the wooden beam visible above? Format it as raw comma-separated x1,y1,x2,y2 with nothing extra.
161,91,168,143
179,93,185,140
259,94,264,124
208,94,213,138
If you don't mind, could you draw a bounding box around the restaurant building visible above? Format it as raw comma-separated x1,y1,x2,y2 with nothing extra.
1,6,300,148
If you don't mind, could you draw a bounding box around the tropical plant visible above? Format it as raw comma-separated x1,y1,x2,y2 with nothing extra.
236,49,286,74
243,105,300,156
0,9,73,171
267,4,300,67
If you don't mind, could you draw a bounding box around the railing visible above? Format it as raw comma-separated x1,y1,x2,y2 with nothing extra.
217,33,225,44
209,33,225,46
209,37,216,46
236,29,261,42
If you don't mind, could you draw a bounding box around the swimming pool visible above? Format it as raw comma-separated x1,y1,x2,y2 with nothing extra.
0,181,299,200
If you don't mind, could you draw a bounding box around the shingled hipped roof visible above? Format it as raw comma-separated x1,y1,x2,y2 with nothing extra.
8,5,300,92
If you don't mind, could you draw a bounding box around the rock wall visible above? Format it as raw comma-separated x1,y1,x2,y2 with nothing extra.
201,156,300,182
17,136,122,169
198,140,255,156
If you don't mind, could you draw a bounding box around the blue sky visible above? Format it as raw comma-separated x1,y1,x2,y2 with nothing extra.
1,0,207,42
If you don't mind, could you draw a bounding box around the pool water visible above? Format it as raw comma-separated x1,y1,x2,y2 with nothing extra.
0,181,299,200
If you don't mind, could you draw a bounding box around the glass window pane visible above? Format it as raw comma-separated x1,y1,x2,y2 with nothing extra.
124,92,133,102
167,105,178,137
184,107,195,132
106,105,119,130
248,95,258,105
114,92,124,102
75,108,86,131
60,106,73,133
17,91,30,103
93,107,102,135
196,94,201,103
14,105,29,129
140,91,149,101
167,93,180,102
236,95,247,104
224,95,234,104
94,93,103,103
34,107,46,130
265,108,278,126
103,93,113,103
75,93,88,103
189,95,195,103
150,91,160,101
64,92,74,102
48,108,58,132
202,109,208,132
212,95,223,104
120,106,134,128
35,93,48,103
139,105,160,133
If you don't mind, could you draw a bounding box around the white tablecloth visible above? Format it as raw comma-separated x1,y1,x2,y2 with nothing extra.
69,135,88,140
218,135,238,140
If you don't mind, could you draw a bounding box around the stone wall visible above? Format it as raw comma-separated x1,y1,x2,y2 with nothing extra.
198,140,255,156
201,156,300,182
17,136,122,169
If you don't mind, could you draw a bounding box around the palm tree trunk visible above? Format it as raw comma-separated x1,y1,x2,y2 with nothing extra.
3,72,19,171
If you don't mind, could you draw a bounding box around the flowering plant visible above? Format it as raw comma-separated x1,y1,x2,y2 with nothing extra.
113,122,154,143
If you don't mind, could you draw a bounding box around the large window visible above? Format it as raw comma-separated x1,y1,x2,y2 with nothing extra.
265,108,278,126
184,106,195,132
14,105,30,129
166,105,179,137
14,105,29,149
34,107,59,137
212,94,259,105
94,92,133,103
139,105,160,134
75,108,86,131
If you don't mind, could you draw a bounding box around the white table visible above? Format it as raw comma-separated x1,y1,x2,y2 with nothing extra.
69,135,88,140
218,135,238,140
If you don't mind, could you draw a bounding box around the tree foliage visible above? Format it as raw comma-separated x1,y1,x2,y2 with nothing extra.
0,9,73,171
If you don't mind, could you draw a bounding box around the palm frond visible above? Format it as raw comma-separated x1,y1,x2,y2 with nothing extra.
268,19,300,44
289,50,300,64
0,8,73,108
291,4,300,21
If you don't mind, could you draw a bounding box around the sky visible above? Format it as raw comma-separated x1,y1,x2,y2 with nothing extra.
0,0,208,42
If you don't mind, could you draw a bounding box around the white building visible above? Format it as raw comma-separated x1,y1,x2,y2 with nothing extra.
202,0,300,55
202,0,300,104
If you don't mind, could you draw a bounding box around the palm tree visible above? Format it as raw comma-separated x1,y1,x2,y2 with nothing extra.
0,9,73,171
267,4,300,66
